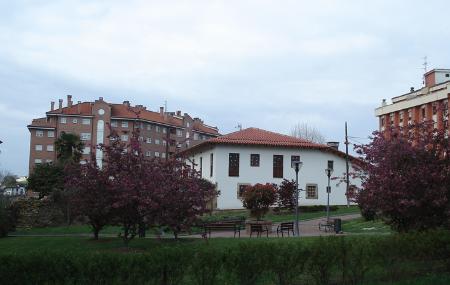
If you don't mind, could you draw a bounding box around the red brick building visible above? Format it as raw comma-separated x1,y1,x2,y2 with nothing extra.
375,69,450,134
27,96,220,174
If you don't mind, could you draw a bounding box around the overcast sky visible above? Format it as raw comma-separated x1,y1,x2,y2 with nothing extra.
1,0,450,176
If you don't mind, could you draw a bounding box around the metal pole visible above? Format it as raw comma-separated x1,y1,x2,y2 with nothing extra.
345,122,350,207
326,173,330,223
294,165,300,236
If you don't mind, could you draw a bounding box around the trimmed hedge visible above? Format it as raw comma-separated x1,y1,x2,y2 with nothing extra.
1,231,450,284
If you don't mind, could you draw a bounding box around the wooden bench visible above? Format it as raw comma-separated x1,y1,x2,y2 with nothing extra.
203,221,243,238
249,223,269,238
276,222,294,237
319,221,334,232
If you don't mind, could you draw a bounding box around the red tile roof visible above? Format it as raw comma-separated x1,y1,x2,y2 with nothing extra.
192,121,220,135
27,117,56,129
47,102,93,116
182,127,355,161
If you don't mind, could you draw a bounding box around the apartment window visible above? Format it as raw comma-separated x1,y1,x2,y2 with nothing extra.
83,147,90,154
82,118,91,125
176,129,183,137
47,145,54,152
162,152,166,159
147,124,152,130
399,112,404,123
36,130,44,137
35,145,43,151
47,130,55,138
156,126,160,133
121,121,128,128
237,183,251,199
422,107,426,119
60,117,67,124
155,139,160,145
199,157,203,176
380,117,385,127
229,153,240,177
250,154,260,167
446,74,450,78
138,136,144,142
34,159,42,164
163,140,167,146
80,133,91,141
210,153,213,177
306,184,318,199
155,152,160,157
145,151,151,157
72,118,78,124
186,132,190,138
193,133,199,140
186,122,190,127
273,155,284,178
389,113,394,125
163,127,167,134
111,121,118,127
146,137,152,144
120,134,128,142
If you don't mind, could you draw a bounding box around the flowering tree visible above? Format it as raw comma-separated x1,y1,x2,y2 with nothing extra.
277,179,296,210
242,183,277,220
354,122,450,232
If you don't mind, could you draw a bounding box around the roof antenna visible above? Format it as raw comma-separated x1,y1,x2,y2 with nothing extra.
164,100,168,112
236,123,242,131
422,56,428,86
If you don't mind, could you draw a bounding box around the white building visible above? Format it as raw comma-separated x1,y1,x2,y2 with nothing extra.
183,128,360,209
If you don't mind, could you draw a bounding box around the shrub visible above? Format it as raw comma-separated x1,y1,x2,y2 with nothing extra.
307,237,339,285
268,241,310,285
242,183,277,220
190,246,224,285
277,179,296,210
0,197,17,237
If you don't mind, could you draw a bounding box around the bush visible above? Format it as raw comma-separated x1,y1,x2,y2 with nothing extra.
0,197,17,237
190,246,224,285
277,179,296,210
242,183,277,220
307,237,339,285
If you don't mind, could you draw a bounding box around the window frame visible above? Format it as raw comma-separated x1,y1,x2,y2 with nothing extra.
228,153,240,177
305,183,318,199
250,154,260,167
273,155,284,178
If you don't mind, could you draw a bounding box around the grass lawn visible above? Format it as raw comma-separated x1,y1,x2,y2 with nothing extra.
342,217,391,234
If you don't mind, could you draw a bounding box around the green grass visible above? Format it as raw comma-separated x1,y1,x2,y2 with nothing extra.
342,217,391,234
14,225,123,235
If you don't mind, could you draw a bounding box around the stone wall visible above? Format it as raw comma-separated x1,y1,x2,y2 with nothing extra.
13,198,65,228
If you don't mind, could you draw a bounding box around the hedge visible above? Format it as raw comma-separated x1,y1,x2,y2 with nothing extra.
1,231,450,285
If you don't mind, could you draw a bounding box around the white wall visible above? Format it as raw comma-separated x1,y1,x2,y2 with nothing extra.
190,145,360,209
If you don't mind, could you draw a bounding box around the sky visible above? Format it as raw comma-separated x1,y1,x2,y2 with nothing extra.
1,0,450,176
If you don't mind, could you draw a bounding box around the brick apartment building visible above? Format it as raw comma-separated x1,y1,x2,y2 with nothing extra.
27,95,220,174
375,69,450,134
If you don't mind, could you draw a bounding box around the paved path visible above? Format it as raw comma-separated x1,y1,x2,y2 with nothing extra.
190,213,361,238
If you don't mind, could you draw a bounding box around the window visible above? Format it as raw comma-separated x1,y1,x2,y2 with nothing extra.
72,118,78,124
111,121,118,127
250,154,260,167
35,145,43,151
186,122,190,127
176,129,183,137
34,159,42,164
120,134,128,141
210,153,213,177
83,147,90,154
291,155,300,168
194,133,199,140
446,73,450,78
163,127,167,134
155,139,160,145
60,117,67,124
155,152,160,157
186,132,190,138
47,130,55,138
121,121,128,128
80,133,91,141
399,112,404,123
433,104,438,115
421,107,426,119
46,159,52,163
273,155,284,178
237,183,251,199
306,184,318,199
228,153,240,177
162,152,166,158
200,157,203,177
82,118,91,125
146,137,152,144
138,136,144,142
389,113,394,125
147,124,152,130
156,126,160,133
47,145,54,152
163,140,167,146
36,130,44,137
145,151,151,157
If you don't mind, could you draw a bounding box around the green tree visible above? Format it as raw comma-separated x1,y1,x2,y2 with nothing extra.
28,163,64,198
1,175,17,188
55,132,84,165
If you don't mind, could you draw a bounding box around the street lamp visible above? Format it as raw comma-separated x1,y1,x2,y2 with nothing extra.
325,160,334,224
292,159,303,237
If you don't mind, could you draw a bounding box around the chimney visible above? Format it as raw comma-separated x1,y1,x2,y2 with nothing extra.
410,87,415,92
326,142,339,150
382,99,387,107
50,101,55,111
176,110,181,116
123,100,130,106
67,95,73,107
77,102,81,113
99,97,103,101
58,99,63,110
160,106,164,116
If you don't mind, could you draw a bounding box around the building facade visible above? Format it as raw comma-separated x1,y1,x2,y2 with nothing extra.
375,69,450,134
183,128,360,209
27,95,219,174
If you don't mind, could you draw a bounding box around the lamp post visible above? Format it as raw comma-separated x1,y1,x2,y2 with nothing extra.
293,160,303,237
325,160,334,224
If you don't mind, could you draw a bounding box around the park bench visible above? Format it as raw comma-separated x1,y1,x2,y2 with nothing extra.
249,223,270,238
276,222,294,237
318,221,334,232
203,220,244,238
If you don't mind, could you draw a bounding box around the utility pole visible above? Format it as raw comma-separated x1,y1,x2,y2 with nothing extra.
345,122,350,207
